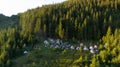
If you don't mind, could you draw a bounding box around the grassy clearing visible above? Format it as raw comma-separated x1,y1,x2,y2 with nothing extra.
12,43,87,67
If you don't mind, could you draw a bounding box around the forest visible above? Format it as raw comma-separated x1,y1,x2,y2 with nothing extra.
0,0,120,67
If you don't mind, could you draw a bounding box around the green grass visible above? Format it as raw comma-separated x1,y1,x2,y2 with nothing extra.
11,44,85,67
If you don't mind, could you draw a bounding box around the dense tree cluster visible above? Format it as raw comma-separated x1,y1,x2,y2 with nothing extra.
0,28,35,67
20,0,120,40
0,28,19,67
74,28,120,67
99,27,120,66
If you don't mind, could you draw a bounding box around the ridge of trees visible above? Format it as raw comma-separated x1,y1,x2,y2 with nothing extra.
20,0,120,40
0,14,19,30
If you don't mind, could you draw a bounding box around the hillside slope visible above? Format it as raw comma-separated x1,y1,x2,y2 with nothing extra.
0,0,120,67
19,0,120,40
0,14,19,30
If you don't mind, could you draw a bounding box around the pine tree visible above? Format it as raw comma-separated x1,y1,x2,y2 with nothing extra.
90,55,100,67
34,19,41,33
56,22,64,39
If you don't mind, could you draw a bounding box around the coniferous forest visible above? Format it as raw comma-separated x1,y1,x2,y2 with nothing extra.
0,0,120,67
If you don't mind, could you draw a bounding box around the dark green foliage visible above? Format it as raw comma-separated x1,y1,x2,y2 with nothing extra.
0,14,19,30
19,0,120,40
